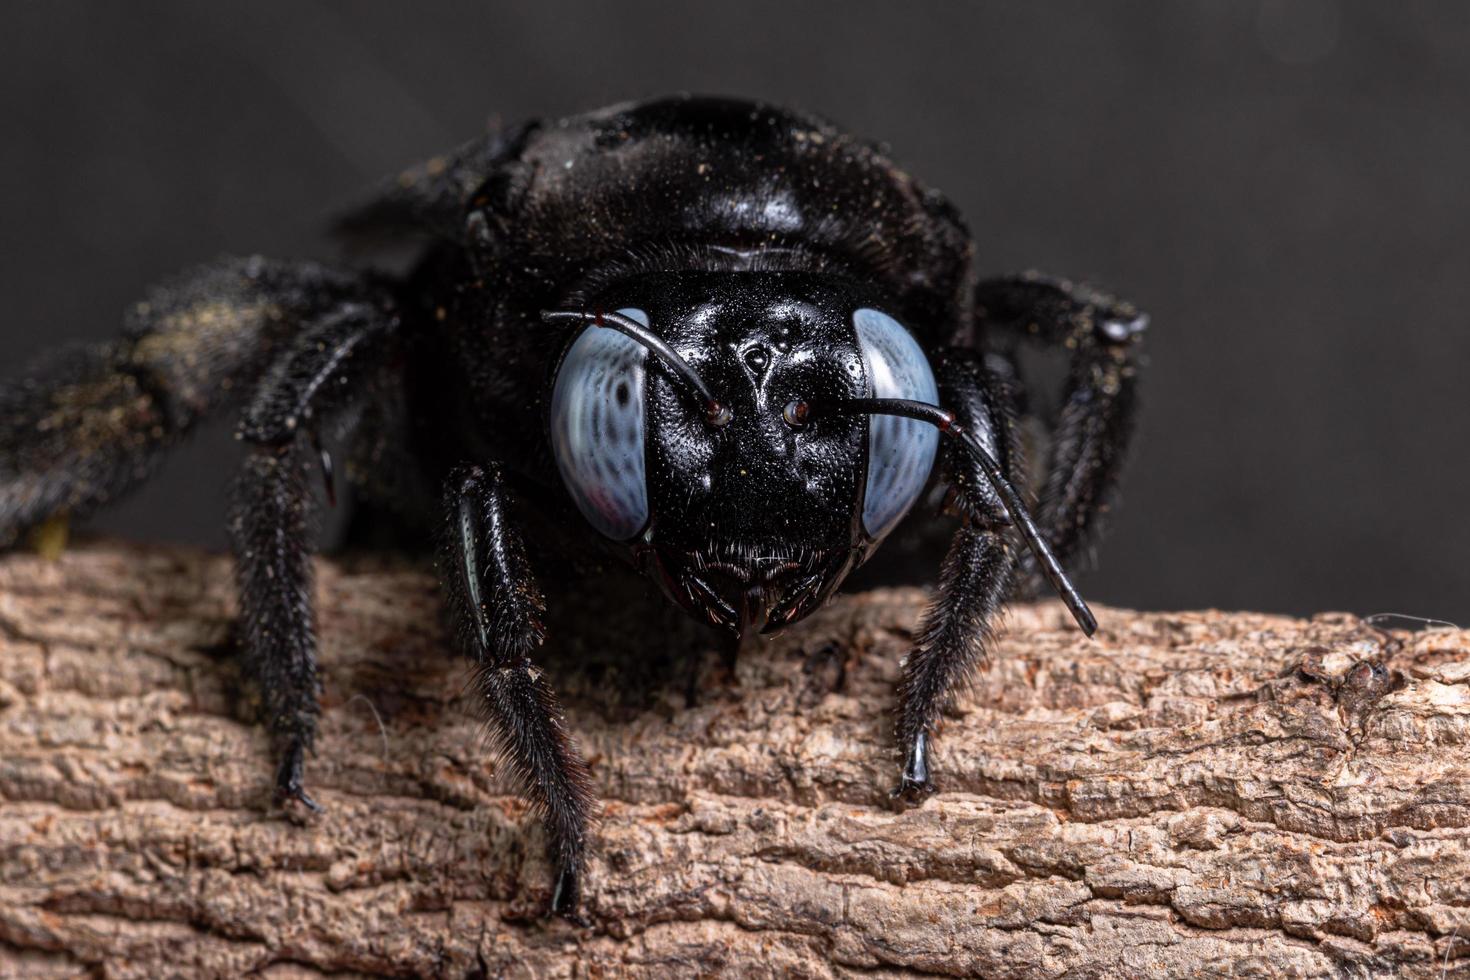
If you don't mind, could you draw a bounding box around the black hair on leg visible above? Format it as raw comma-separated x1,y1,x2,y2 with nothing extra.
437,463,595,920
230,298,400,812
0,257,381,547
230,441,324,810
892,349,1021,803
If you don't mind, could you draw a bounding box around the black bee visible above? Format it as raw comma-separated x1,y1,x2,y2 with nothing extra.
0,95,1146,917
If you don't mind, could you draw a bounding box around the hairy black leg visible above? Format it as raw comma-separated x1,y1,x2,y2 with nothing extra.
231,304,399,812
231,443,322,810
0,257,377,548
974,273,1147,589
893,351,1021,803
437,464,594,920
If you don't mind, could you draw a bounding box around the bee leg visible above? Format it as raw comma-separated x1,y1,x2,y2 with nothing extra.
0,257,375,549
231,441,326,813
231,303,399,814
438,463,594,922
974,273,1147,589
893,350,1020,805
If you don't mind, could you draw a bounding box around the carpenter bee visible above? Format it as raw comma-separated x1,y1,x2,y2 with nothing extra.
0,95,1145,916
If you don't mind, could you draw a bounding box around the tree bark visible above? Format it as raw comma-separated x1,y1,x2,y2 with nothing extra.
0,544,1467,978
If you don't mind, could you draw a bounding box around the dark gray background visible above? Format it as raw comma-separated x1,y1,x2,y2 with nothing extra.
2,1,1466,622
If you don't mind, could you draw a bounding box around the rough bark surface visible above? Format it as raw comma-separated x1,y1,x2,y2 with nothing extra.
0,544,1467,978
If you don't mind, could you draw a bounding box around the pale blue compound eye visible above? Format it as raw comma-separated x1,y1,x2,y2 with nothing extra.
550,308,649,540
854,307,940,541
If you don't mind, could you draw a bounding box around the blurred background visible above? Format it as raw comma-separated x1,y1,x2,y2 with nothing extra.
1,1,1466,622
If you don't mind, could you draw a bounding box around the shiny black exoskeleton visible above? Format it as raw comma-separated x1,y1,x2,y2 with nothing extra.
0,96,1146,918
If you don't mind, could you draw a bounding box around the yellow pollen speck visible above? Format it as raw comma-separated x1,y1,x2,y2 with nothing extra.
28,514,69,561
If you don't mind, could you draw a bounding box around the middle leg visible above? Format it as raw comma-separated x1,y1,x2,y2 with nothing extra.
231,301,399,809
231,442,323,810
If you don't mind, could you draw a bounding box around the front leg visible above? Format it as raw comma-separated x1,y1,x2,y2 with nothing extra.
437,464,594,919
894,530,1013,802
893,349,1020,803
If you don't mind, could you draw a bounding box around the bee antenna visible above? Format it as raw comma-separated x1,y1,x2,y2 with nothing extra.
542,308,732,425
814,396,1097,636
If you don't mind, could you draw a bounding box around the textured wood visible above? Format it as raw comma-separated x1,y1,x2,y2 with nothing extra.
0,544,1467,978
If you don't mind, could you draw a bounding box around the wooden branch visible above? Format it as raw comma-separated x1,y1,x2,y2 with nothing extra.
0,544,1467,977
